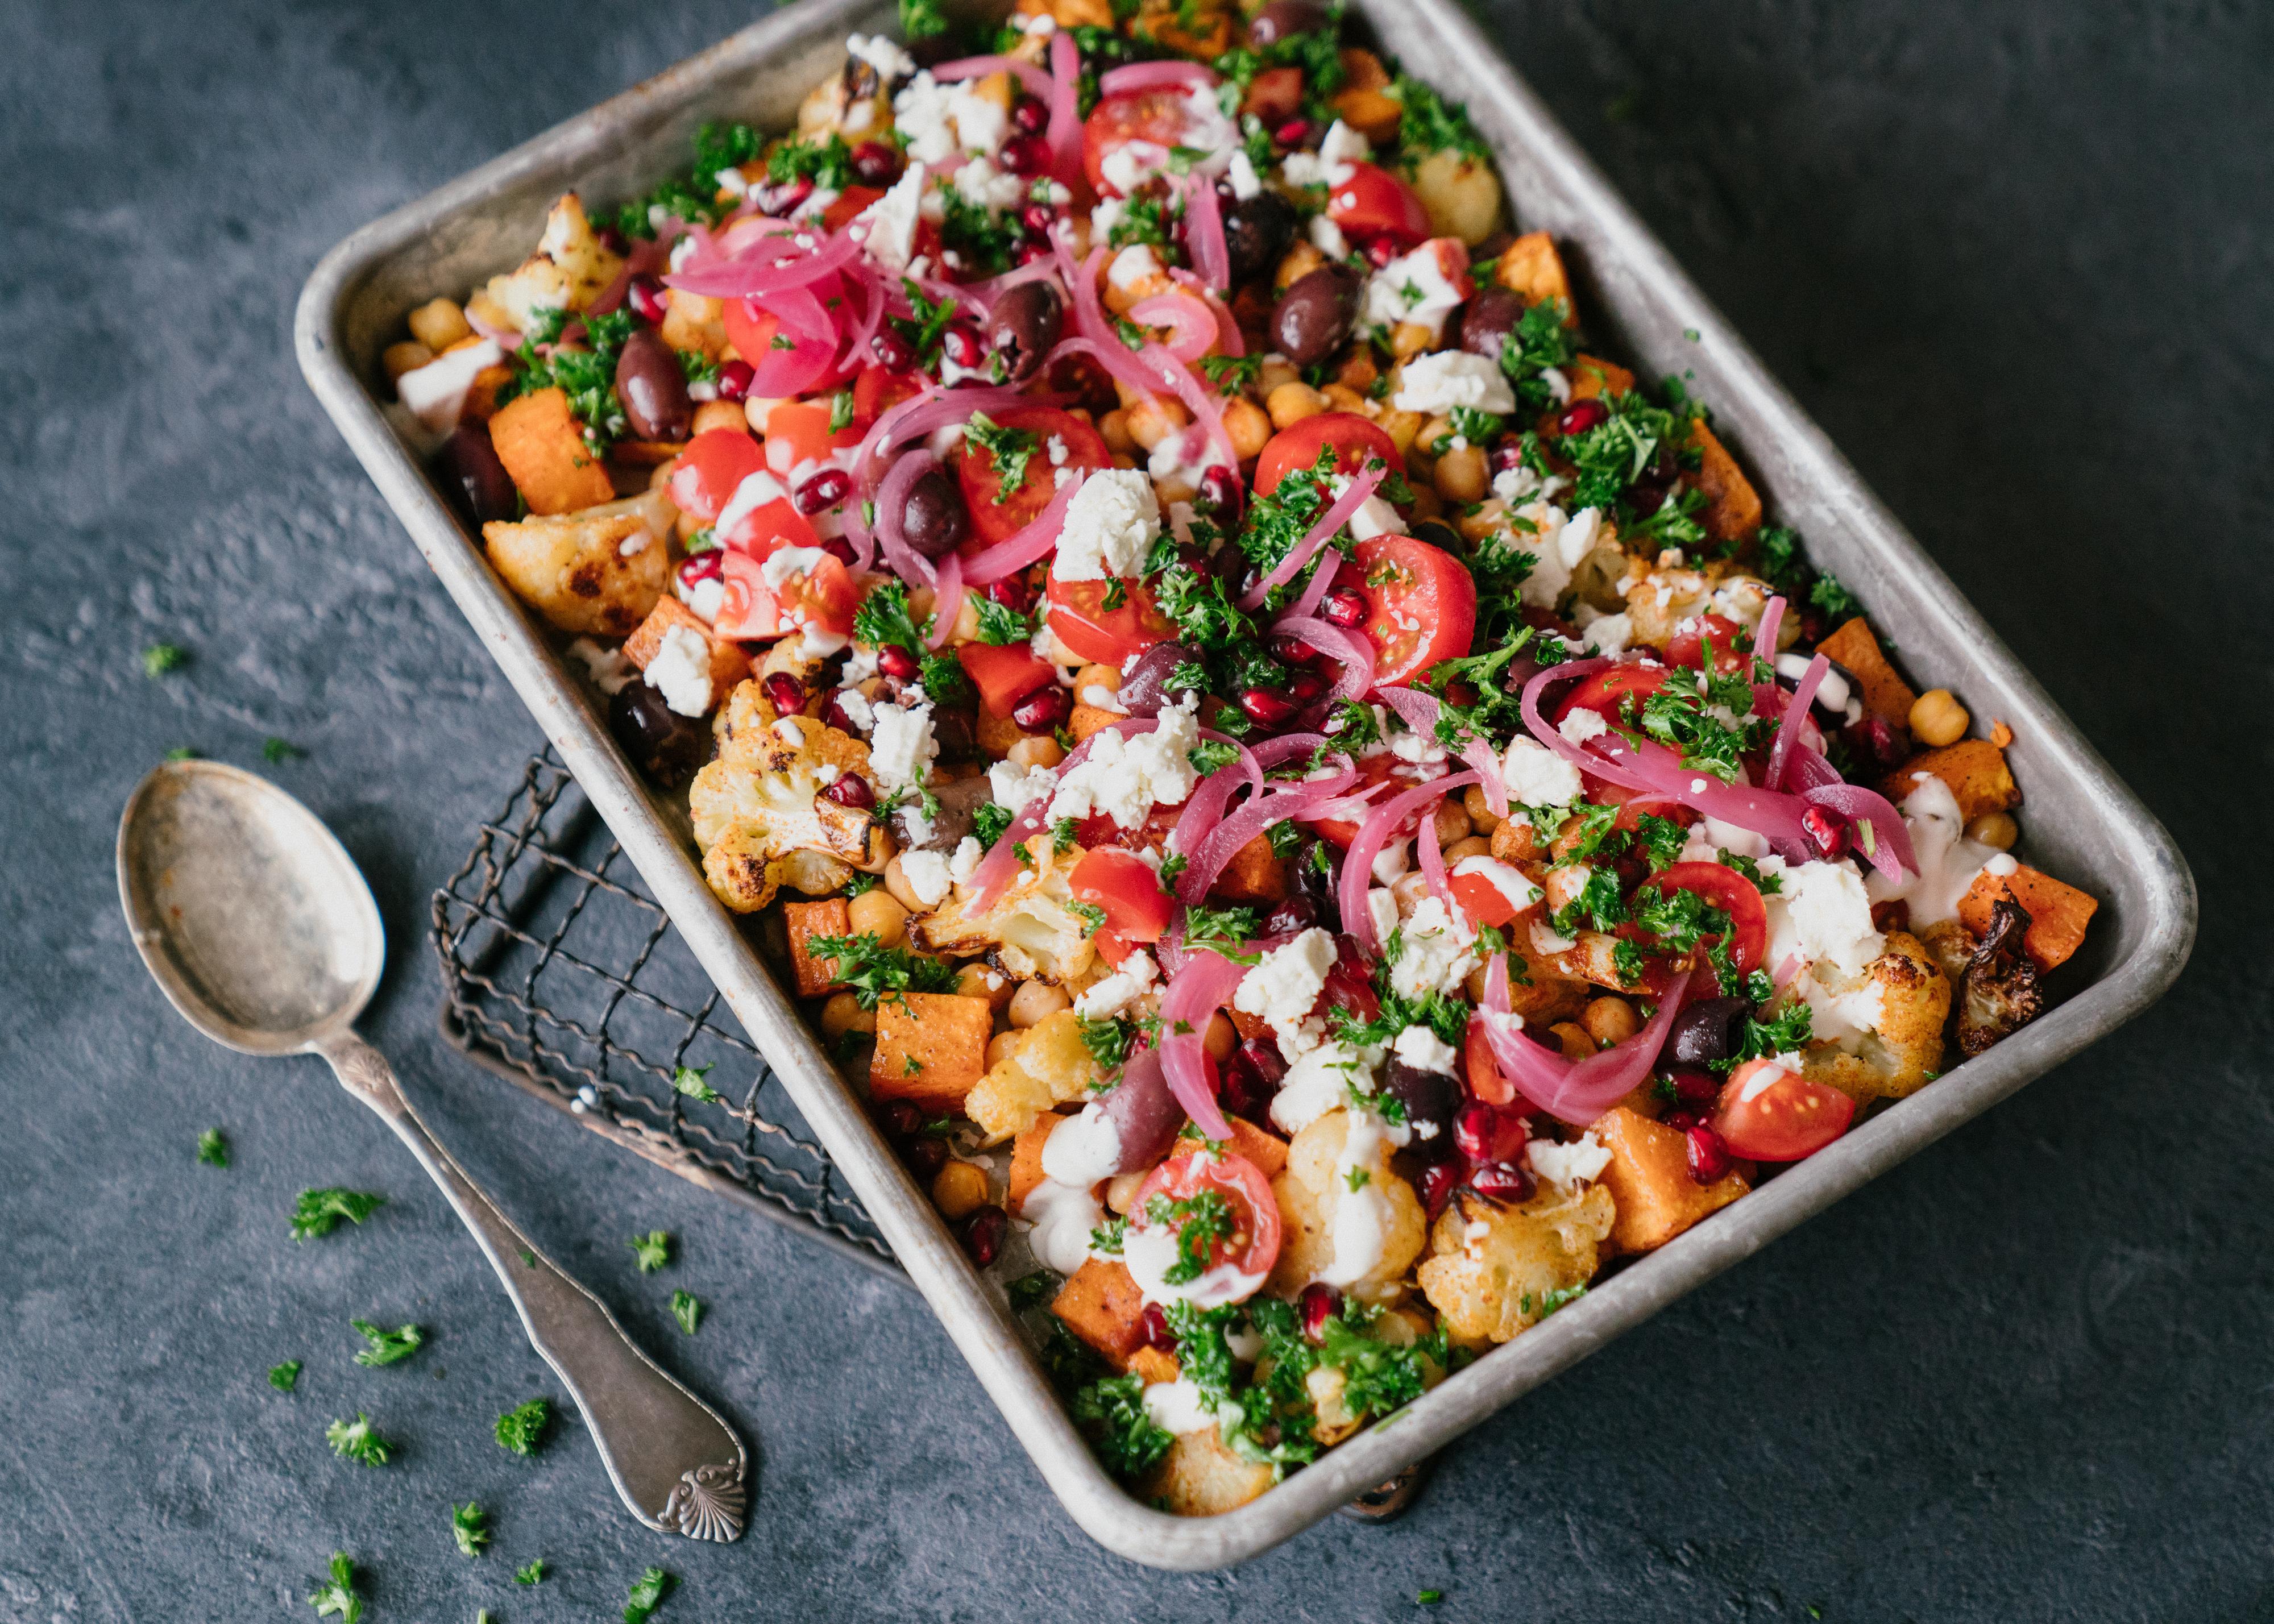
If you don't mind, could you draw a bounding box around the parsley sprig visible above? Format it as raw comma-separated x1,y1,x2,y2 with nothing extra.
808,931,961,1010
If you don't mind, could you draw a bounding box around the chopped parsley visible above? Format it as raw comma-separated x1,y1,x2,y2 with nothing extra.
939,184,1023,277
1068,899,1109,935
765,132,856,192
1387,73,1491,168
1182,903,1262,964
1633,813,1691,871
517,1560,548,1586
1072,1372,1176,1478
887,278,961,372
899,0,950,38
1617,663,1774,783
325,1413,393,1468
1200,352,1264,392
1107,193,1172,249
972,803,1015,850
852,577,929,655
1549,865,1628,937
268,1360,302,1393
350,1319,425,1368
142,642,187,676
1143,1189,1235,1285
1089,1212,1129,1255
290,1188,385,1242
197,1128,229,1167
673,1063,725,1104
1188,738,1243,776
1051,815,1081,854
498,305,640,451
1499,301,1579,416
629,1230,674,1273
671,1290,703,1335
1078,1015,1138,1077
1717,849,1782,895
612,120,765,239
451,1501,490,1558
1424,623,1562,751
624,1565,676,1624
1628,885,1727,953
308,1552,364,1622
1009,1270,1061,1310
920,649,972,705
495,1397,553,1456
1730,1002,1814,1069
807,932,961,1010
974,596,1038,645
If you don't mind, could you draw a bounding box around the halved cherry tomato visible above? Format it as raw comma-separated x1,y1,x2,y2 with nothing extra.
1252,412,1404,496
1665,613,1750,675
667,428,765,523
957,406,1109,549
714,546,858,644
1352,534,1477,689
957,642,1056,714
1553,662,1670,728
1130,1148,1281,1290
717,493,820,558
1464,1017,1515,1107
1629,861,1768,974
722,279,857,396
1069,799,1182,856
1045,573,1178,666
821,185,883,232
760,398,860,477
1447,855,1541,931
1293,751,1426,848
1326,161,1430,248
852,361,923,428
1711,1059,1855,1161
1069,846,1176,966
1082,86,1216,197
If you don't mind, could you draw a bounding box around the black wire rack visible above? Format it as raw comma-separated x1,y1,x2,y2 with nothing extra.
430,749,904,1283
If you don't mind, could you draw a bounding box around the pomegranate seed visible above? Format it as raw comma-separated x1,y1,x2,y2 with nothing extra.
904,1136,948,1178
1198,464,1244,522
714,359,755,401
817,535,858,567
872,329,916,372
1012,97,1049,134
877,1099,925,1139
1364,236,1399,269
1487,440,1530,476
627,272,670,326
1275,118,1312,147
1020,201,1056,237
1273,634,1321,668
1669,1067,1719,1107
1844,715,1906,772
822,690,864,733
985,575,1035,613
1419,1161,1458,1219
1321,587,1369,630
877,644,922,681
1800,803,1848,859
1798,608,1831,647
1238,686,1300,729
1011,683,1072,734
794,467,852,514
1685,1124,1732,1184
761,672,808,716
1287,671,1326,706
1260,895,1317,934
597,223,630,256
1661,1107,1705,1133
757,175,814,215
1139,1302,1175,1351
677,551,724,589
1557,398,1611,437
1000,134,1049,176
1454,1101,1524,1165
943,325,984,368
1299,1282,1342,1343
961,1204,1008,1267
1468,1160,1536,1205
823,774,877,810
1016,240,1056,268
850,140,902,185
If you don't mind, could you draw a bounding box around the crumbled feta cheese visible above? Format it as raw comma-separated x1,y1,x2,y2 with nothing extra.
1365,887,1400,944
1527,1132,1612,1189
832,687,876,736
1393,349,1515,416
1580,610,1633,657
395,339,504,435
1558,708,1608,745
1308,213,1350,259
953,155,1028,212
1099,142,1165,195
1389,896,1479,1001
1271,1040,1370,1136
1364,244,1472,343
566,637,635,695
643,626,713,718
1226,150,1262,199
1088,197,1126,242
987,757,1058,812
899,848,953,908
1514,502,1605,609
674,570,725,624
948,835,985,886
845,32,915,81
1317,119,1371,180
891,72,1008,164
868,700,937,790
1109,243,1163,290
1502,738,1583,808
1051,468,1160,580
1768,860,1885,979
1073,950,1160,1020
1391,1024,1459,1075
759,545,831,590
1530,918,1578,956
1047,701,1201,829
1234,928,1338,1057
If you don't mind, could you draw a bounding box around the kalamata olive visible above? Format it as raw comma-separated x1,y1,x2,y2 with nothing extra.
761,672,807,716
1118,642,1205,717
1293,837,1341,920
1268,264,1363,368
1222,189,1300,285
984,280,1064,384
1219,1042,1279,1124
1260,894,1317,934
1012,683,1072,734
1468,1161,1536,1205
1248,0,1331,47
1298,1281,1341,1343
1455,286,1525,361
614,327,694,441
438,422,517,524
1667,996,1750,1066
1454,1100,1525,1165
901,466,968,558
1684,1125,1732,1184
607,680,709,787
1410,517,1466,555
1380,1061,1460,1160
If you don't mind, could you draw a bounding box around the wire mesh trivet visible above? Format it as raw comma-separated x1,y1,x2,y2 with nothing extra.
431,749,903,1282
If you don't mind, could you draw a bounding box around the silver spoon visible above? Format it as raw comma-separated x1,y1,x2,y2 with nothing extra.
117,759,748,1542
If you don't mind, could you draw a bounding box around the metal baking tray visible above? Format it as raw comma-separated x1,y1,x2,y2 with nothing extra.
296,0,2196,1569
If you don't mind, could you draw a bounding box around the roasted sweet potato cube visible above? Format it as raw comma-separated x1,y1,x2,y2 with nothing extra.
1007,1111,1063,1214
1052,1258,1150,1368
1492,230,1576,324
974,700,1024,758
624,595,754,702
463,364,513,425
1814,617,1918,722
1687,419,1761,545
486,386,615,515
1127,1345,1180,1385
1142,1426,1276,1517
1211,833,1289,903
1881,739,2020,823
1959,865,2098,972
1592,1107,1749,1255
783,898,851,997
1223,1116,1289,1181
1328,48,1401,144
869,992,993,1112
1068,703,1123,744
1568,354,1636,400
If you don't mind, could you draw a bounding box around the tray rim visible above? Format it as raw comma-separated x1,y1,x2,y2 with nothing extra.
294,0,2196,1571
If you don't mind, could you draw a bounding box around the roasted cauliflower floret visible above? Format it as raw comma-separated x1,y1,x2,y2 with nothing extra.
915,841,1098,983
965,1008,1099,1144
1617,560,1775,651
1266,1110,1426,1306
797,53,894,140
475,192,624,333
482,487,673,636
1416,1182,1613,1347
688,680,888,913
1796,930,1951,1104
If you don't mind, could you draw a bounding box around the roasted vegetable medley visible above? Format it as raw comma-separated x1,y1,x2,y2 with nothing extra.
384,0,2099,1517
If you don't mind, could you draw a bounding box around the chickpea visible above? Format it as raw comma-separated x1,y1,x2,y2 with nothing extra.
1583,996,1641,1047
1319,383,1370,413
1408,487,1445,522
1255,356,1302,396
881,858,928,913
1909,688,1970,748
1442,834,1493,865
1461,784,1503,834
955,962,1006,1003
1376,408,1426,455
1434,444,1491,505
1549,1021,1597,1060
1336,351,1379,392
1075,663,1122,697
406,297,472,352
1109,451,1140,471
1008,979,1071,1028
742,396,784,434
1456,499,1506,543
1222,397,1272,460
1097,407,1138,455
1966,811,2019,850
1267,381,1330,430
1417,414,1458,452
1125,396,1189,451
1204,1011,1238,1062
849,886,909,945
692,400,750,437
820,991,875,1037
1106,1169,1150,1215
1273,242,1327,290
381,340,433,383
1389,321,1434,359
985,1029,1027,1069
1431,799,1471,846
932,1159,991,1220
1007,733,1065,769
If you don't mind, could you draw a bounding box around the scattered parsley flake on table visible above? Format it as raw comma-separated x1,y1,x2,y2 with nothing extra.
164,746,200,761
451,1500,490,1557
629,1230,673,1273
516,1559,547,1585
142,643,187,676
670,1291,703,1335
671,1064,724,1104
263,737,305,763
308,1552,363,1621
291,1188,385,1241
197,1128,229,1166
623,1565,676,1622
326,1413,393,1467
495,1397,552,1456
351,1319,425,1367
1418,1589,1445,1604
268,1360,302,1393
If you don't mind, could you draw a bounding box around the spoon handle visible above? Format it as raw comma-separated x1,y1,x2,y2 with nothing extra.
313,1031,748,1542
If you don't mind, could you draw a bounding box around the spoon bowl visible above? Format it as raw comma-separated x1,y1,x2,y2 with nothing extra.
117,760,382,1055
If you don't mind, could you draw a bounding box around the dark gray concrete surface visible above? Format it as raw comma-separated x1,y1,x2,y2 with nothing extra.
4,1,2266,1617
